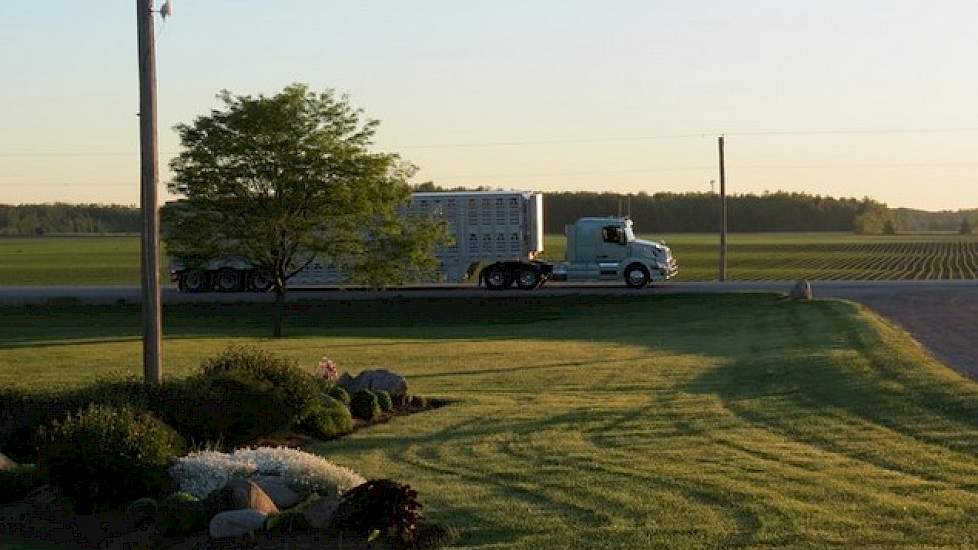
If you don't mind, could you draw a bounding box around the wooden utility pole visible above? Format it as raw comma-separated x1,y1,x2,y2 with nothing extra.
718,135,727,282
137,0,162,383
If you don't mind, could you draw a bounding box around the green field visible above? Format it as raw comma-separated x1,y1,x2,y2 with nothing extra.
2,233,977,286
3,295,978,547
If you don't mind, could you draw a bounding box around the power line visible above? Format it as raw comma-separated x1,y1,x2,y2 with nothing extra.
3,126,978,158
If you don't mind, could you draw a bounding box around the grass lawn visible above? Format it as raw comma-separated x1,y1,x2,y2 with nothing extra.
3,233,978,286
3,295,978,547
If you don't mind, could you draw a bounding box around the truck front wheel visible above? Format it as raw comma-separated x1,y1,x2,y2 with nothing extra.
483,265,511,290
180,270,208,293
624,264,650,289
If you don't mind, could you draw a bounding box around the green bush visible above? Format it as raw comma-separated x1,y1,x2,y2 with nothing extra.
265,510,312,533
326,384,351,405
0,464,44,504
350,390,381,422
297,398,355,440
39,405,185,512
201,346,321,424
158,370,293,447
375,390,394,412
157,492,210,535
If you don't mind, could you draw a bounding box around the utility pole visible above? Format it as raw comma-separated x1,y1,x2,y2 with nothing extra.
137,0,162,384
718,136,727,282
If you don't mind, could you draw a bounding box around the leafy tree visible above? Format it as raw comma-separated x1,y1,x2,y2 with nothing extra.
165,84,446,337
882,219,896,235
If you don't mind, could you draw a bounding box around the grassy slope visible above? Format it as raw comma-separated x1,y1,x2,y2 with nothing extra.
3,295,978,547
3,233,977,286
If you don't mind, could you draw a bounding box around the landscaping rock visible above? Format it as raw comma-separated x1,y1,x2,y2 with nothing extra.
214,479,279,515
337,369,408,397
789,280,813,301
0,452,15,471
251,475,301,509
23,484,62,507
125,497,159,527
209,509,268,539
302,494,339,529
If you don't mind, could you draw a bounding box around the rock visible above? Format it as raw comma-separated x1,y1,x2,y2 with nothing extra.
209,509,269,539
214,479,279,515
23,484,62,507
0,452,15,471
789,280,813,301
251,475,301,509
302,494,340,529
337,369,408,397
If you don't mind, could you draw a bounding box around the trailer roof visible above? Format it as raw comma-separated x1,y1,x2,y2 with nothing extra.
411,190,538,197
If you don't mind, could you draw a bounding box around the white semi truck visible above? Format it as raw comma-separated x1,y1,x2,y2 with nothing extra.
168,190,677,291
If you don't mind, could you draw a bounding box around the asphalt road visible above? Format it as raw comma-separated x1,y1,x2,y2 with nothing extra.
2,280,976,377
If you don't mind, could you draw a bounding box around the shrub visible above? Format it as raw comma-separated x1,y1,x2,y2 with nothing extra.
169,447,365,500
0,464,44,504
375,390,394,412
297,398,354,440
350,390,381,421
39,405,185,512
333,479,424,543
410,395,429,409
326,384,351,405
159,370,293,447
157,492,210,535
201,346,321,424
265,510,312,533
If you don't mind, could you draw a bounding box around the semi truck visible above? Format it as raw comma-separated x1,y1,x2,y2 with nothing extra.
168,190,678,291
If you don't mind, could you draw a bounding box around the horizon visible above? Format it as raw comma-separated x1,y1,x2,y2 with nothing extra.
2,1,978,210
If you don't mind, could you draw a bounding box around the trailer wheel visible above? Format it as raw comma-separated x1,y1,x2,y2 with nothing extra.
249,271,273,293
624,264,650,289
483,265,511,290
515,268,540,290
180,270,208,293
215,268,243,292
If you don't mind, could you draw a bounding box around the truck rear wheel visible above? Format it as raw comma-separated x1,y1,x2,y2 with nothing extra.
215,268,244,292
624,264,650,289
483,265,511,290
180,270,208,293
249,271,273,293
515,268,540,290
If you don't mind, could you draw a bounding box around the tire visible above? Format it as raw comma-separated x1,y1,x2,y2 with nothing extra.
215,268,243,292
249,271,273,293
180,270,208,293
483,265,511,290
624,264,650,289
515,268,540,290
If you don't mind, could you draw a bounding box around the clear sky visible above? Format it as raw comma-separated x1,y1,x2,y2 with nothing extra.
1,1,977,210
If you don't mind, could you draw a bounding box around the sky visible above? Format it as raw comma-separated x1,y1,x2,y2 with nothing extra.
1,1,977,211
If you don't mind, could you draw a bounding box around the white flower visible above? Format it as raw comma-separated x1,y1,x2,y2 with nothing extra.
168,446,365,499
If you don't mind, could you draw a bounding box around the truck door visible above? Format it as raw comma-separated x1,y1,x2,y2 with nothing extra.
596,225,628,279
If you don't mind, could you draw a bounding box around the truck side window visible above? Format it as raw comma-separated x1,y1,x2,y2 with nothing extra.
602,226,624,244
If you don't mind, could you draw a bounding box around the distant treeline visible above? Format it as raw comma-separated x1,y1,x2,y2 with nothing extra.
0,203,140,236
3,194,977,235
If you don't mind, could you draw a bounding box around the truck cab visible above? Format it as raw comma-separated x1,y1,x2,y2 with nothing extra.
552,217,678,288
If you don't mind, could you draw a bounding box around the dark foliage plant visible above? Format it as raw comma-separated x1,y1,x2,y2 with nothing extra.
350,390,381,421
326,384,352,405
0,464,44,504
375,390,394,412
39,405,185,513
332,479,424,543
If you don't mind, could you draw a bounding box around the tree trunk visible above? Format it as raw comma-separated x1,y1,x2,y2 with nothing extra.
273,288,286,338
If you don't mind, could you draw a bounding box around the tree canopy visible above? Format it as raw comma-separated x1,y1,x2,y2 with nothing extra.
164,84,446,335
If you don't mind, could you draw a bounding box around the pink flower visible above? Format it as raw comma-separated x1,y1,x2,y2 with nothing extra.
316,357,339,382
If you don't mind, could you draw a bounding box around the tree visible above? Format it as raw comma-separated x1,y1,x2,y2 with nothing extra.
882,219,896,235
165,84,447,337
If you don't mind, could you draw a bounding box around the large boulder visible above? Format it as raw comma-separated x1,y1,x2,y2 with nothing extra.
251,475,301,509
214,479,279,515
0,452,16,471
209,509,268,539
302,494,340,529
337,369,408,397
789,280,813,301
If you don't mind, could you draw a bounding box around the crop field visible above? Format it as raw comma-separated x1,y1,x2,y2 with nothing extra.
1,233,977,286
3,295,978,547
